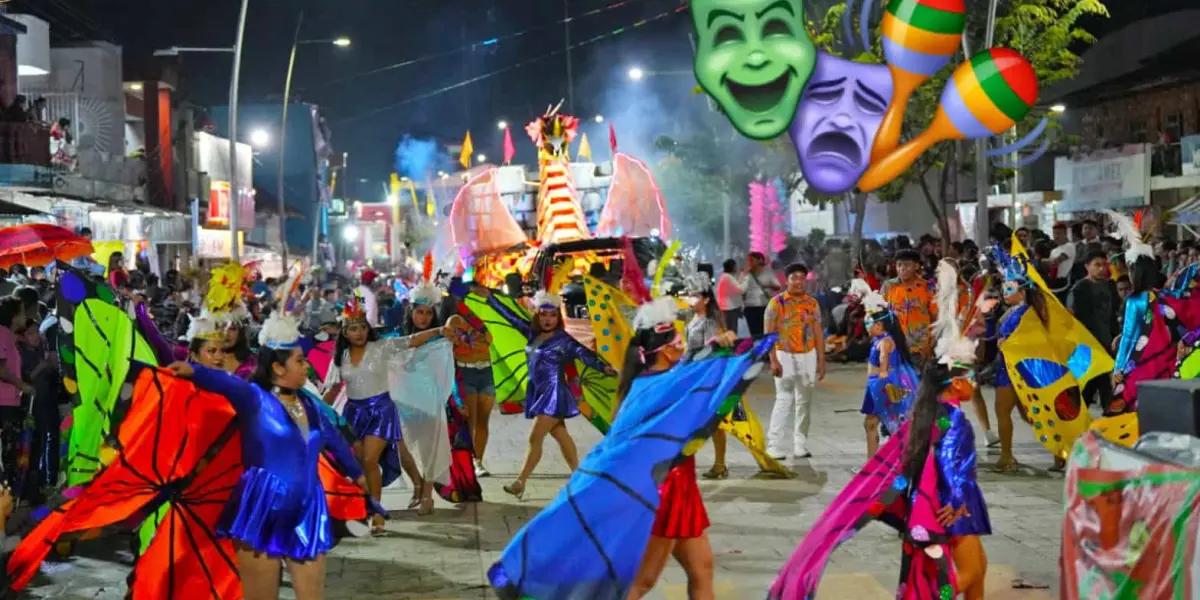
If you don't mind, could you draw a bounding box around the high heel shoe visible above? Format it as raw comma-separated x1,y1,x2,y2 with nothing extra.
503,481,525,500
370,515,387,537
416,497,434,516
702,465,729,480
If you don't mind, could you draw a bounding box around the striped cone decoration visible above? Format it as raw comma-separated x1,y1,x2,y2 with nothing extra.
872,0,966,162
859,48,1037,192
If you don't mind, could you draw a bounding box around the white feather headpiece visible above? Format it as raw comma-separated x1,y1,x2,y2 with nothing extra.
185,310,223,342
409,283,442,306
259,311,303,350
632,296,679,332
847,278,872,299
933,260,976,366
532,290,562,310
1104,210,1154,264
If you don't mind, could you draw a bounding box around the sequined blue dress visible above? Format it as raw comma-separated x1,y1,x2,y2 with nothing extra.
935,399,991,536
489,296,610,419
994,303,1029,388
190,365,365,560
859,334,919,434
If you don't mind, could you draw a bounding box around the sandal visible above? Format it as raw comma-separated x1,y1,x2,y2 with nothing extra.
503,481,525,500
416,497,434,516
1048,458,1067,473
991,459,1019,473
370,515,387,537
702,465,729,480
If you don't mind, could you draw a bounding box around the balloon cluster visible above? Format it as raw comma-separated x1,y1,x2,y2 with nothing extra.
858,0,1040,191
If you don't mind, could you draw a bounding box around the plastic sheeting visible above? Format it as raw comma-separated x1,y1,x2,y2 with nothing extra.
1062,431,1200,600
389,337,455,488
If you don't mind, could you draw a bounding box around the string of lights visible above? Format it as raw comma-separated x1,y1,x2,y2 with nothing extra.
300,0,661,89
333,3,687,124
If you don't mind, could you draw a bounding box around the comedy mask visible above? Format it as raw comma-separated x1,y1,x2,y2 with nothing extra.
789,53,894,195
691,0,817,140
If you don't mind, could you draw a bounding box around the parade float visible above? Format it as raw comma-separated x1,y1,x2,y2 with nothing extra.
446,102,671,288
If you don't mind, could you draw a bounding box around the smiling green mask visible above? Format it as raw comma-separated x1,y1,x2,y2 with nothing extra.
691,0,817,140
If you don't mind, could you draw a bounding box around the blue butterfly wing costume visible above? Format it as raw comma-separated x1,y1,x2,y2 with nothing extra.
488,337,774,600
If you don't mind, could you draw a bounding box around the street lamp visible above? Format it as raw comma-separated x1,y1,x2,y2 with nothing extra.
594,115,604,123
1050,103,1066,114
497,120,508,130
279,10,353,269
627,66,644,81
477,153,487,163
343,224,360,242
249,129,270,147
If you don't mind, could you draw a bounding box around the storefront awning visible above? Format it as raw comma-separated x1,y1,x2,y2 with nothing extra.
1053,196,1148,215
1170,195,1200,225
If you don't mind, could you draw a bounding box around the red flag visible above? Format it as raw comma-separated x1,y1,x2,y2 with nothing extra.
608,123,618,154
502,126,516,165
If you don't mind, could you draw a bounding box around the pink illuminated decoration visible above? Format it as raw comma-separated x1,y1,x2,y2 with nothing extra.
595,153,671,239
749,179,788,255
525,100,580,163
448,167,527,257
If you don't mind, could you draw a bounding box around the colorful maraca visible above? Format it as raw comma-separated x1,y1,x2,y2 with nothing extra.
858,48,1038,192
872,0,966,163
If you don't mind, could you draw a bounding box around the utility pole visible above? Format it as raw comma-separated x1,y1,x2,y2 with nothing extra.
973,0,1000,245
564,0,574,113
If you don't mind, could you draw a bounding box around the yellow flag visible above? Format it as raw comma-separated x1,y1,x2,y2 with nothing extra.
389,172,401,196
459,132,474,169
577,133,593,161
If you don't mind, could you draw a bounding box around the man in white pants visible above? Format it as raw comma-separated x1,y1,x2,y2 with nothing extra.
765,263,826,460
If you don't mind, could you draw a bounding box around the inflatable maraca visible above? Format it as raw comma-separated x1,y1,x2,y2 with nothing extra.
872,0,966,162
858,48,1037,192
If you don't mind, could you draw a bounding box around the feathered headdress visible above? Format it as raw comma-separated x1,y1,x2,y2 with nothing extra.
259,311,303,350
341,293,367,324
185,310,223,342
410,251,442,306
933,260,976,367
632,296,679,333
1104,210,1154,264
203,261,249,325
855,277,891,326
989,242,1032,285
531,290,562,310
275,261,304,315
674,246,711,296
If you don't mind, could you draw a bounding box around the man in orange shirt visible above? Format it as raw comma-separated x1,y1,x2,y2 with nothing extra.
881,250,937,368
765,263,825,459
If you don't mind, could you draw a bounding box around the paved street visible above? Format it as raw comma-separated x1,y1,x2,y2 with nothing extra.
19,365,1065,599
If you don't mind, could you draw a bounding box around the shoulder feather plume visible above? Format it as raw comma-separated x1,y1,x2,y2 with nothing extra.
861,290,888,314
933,259,976,366
1104,210,1154,264
633,296,679,331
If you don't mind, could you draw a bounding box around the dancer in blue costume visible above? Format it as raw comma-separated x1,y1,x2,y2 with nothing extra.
167,310,372,600
851,279,919,460
474,285,613,499
487,294,772,600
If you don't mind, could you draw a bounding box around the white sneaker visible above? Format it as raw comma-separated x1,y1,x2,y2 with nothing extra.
475,463,491,477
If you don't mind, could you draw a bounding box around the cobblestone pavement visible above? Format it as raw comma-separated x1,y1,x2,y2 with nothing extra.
19,365,1065,599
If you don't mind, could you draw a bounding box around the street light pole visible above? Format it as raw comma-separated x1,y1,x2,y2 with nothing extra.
278,10,304,271
228,0,250,263
973,0,1000,246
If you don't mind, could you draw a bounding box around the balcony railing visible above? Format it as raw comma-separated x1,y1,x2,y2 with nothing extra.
0,122,51,167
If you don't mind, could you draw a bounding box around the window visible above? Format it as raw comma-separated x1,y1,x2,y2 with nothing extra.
1165,112,1183,140
1128,120,1147,144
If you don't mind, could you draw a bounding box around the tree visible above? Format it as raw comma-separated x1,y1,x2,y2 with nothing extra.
814,0,1107,247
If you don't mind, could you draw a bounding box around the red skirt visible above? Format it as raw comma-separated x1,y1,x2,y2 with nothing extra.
650,455,710,539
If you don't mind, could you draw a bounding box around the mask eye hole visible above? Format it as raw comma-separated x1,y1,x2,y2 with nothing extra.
715,25,743,46
762,18,791,37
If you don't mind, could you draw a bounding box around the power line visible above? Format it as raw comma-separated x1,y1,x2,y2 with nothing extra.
299,0,657,90
41,0,116,42
332,3,687,124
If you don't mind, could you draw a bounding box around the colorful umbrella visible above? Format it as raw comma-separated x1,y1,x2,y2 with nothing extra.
0,224,93,268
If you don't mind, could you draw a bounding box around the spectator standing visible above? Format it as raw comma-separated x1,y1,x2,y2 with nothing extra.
881,250,938,368
742,251,782,337
1067,250,1120,414
764,263,825,460
715,259,745,333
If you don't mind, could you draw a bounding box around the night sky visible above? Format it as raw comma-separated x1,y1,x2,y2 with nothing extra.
10,0,1196,196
